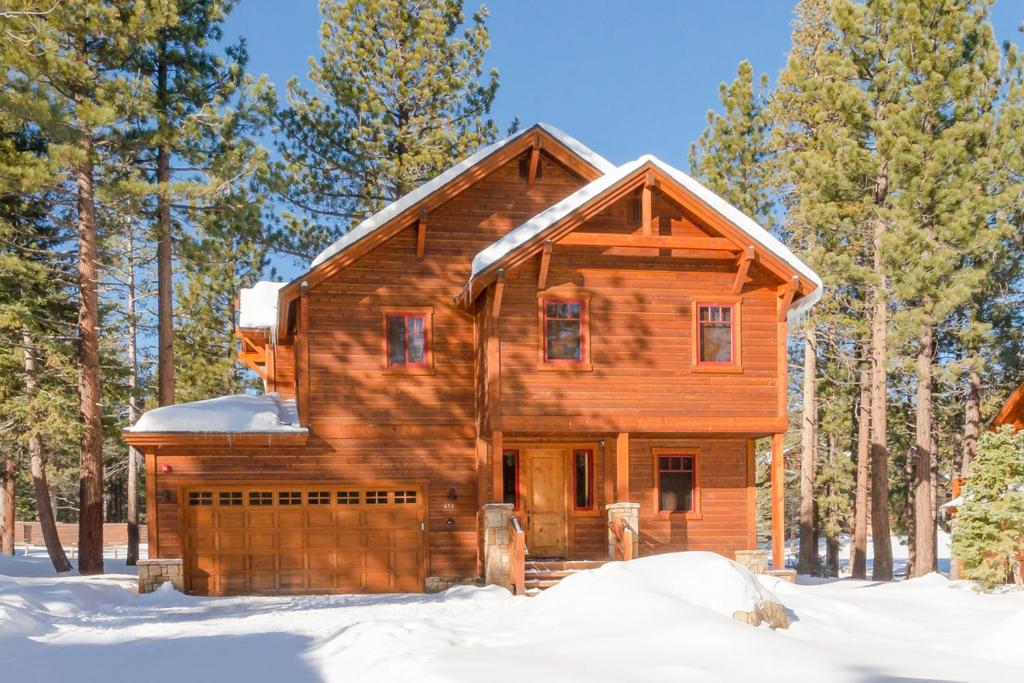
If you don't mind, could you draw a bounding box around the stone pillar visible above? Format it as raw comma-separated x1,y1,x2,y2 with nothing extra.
606,502,639,559
734,549,770,575
483,503,514,589
137,558,184,593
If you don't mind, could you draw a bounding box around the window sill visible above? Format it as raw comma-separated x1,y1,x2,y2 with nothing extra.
657,511,704,521
383,366,436,376
692,364,743,374
537,361,594,372
571,507,600,517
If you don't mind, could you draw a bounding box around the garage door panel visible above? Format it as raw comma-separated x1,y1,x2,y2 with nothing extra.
184,486,424,596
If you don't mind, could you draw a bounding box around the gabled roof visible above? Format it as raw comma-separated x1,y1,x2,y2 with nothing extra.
308,123,614,268
465,154,823,322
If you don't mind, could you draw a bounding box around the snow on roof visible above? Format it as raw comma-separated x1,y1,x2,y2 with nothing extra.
308,123,615,269
127,393,305,434
238,281,286,329
470,154,825,323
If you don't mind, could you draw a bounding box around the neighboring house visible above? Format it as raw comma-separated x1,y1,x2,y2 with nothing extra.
124,123,822,596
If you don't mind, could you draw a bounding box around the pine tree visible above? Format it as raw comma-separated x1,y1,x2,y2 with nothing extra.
0,1,172,573
951,426,1024,588
270,0,499,259
689,60,775,227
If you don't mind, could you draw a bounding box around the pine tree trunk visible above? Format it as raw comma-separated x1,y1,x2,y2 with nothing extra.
869,161,893,581
156,37,175,407
0,453,14,555
961,362,981,478
126,232,140,566
826,535,839,577
799,327,817,574
23,332,72,572
852,363,870,579
913,318,936,576
76,153,104,575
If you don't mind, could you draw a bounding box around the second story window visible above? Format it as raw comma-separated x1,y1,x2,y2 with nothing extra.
543,299,583,362
383,308,432,370
696,303,736,365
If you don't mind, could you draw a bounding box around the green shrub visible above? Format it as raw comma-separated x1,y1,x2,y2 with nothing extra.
950,426,1024,589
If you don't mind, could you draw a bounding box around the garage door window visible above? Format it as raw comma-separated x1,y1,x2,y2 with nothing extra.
249,491,273,505
366,491,388,504
219,491,242,506
279,491,301,505
188,491,212,506
394,490,417,504
307,491,330,504
337,491,359,504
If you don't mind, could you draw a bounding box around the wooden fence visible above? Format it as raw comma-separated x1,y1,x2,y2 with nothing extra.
14,521,147,549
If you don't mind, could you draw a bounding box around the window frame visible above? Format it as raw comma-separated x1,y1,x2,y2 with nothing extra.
572,448,595,512
502,449,521,511
537,287,592,371
691,299,742,373
652,448,702,519
381,306,434,373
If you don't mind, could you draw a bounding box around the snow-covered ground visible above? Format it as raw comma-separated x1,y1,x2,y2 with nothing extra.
2,547,1023,683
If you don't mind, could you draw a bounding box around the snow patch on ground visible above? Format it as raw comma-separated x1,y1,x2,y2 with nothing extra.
3,550,1023,682
128,392,304,433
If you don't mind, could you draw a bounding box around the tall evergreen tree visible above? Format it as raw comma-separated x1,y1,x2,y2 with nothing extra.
270,0,499,259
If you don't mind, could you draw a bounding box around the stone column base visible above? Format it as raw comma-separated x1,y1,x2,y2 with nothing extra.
482,503,514,590
137,559,184,594
735,549,770,575
605,502,640,559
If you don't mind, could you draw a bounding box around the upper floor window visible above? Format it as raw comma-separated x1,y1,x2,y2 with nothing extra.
696,303,736,365
382,307,433,370
543,299,583,362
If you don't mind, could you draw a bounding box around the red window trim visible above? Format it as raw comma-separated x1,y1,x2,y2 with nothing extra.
695,302,737,366
386,311,429,368
572,448,595,511
542,298,586,364
655,452,699,514
503,449,520,510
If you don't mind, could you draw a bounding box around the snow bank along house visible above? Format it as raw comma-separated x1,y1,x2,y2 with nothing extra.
124,124,822,596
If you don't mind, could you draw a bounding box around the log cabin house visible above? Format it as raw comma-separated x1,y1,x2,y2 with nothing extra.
124,123,822,596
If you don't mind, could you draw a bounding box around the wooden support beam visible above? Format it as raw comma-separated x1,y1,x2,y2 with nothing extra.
746,439,757,550
527,141,540,184
616,432,630,502
641,173,653,235
558,232,738,252
733,245,755,295
778,275,799,322
491,430,504,503
416,210,427,257
492,269,506,319
537,240,552,290
770,433,785,570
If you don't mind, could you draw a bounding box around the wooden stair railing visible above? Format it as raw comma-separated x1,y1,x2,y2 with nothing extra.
609,516,634,561
508,515,527,595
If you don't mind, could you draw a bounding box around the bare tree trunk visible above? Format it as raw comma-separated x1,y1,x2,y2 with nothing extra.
0,453,14,555
23,332,72,572
870,161,893,581
76,151,104,575
126,229,141,566
852,363,870,579
799,327,817,574
961,362,981,478
156,37,175,407
913,318,936,576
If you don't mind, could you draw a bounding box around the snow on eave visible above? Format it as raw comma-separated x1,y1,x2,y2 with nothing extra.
469,154,824,323
307,123,615,270
238,281,287,331
126,393,306,434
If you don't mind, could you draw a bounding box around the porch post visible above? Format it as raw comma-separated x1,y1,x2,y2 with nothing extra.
770,433,785,570
615,432,630,501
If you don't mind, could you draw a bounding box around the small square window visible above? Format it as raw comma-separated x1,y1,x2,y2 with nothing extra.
249,491,273,506
188,491,212,507
697,303,735,365
394,490,417,504
278,491,302,505
543,299,583,362
218,491,242,506
657,454,696,513
307,491,330,505
337,491,360,505
366,491,388,505
386,313,428,367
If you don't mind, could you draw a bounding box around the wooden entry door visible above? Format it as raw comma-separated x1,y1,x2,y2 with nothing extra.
523,448,567,557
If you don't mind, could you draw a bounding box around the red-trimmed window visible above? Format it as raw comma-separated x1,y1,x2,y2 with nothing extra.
386,312,427,367
697,303,735,365
657,455,696,513
502,450,520,509
573,449,594,510
543,299,583,362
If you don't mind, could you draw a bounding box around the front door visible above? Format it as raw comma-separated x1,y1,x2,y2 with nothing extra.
524,448,567,557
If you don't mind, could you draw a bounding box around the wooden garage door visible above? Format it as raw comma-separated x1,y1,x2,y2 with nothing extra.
183,486,425,596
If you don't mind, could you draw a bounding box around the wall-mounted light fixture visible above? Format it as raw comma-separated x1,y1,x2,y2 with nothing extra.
447,488,458,500
160,464,173,474
161,490,171,502
446,517,454,526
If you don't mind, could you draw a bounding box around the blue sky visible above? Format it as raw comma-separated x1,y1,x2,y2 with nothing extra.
226,0,1024,168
